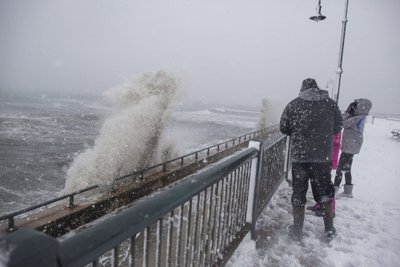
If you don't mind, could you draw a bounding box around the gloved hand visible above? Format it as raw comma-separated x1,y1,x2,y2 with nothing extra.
345,101,358,116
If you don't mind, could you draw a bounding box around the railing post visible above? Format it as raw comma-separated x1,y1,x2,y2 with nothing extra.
7,217,16,232
246,140,262,240
68,195,75,208
284,136,292,186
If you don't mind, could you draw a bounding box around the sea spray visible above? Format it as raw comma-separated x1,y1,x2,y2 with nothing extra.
256,98,279,130
256,98,270,130
62,70,180,193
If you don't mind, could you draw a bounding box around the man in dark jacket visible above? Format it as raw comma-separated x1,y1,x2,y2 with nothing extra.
280,78,342,241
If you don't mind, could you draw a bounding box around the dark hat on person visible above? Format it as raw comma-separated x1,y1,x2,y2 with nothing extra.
300,78,319,92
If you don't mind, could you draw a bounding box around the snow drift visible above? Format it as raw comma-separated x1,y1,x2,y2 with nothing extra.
228,118,400,267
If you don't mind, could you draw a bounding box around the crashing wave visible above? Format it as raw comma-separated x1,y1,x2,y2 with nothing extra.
62,70,180,194
256,98,269,130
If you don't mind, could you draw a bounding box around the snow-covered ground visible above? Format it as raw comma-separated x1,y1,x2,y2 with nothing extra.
228,118,400,267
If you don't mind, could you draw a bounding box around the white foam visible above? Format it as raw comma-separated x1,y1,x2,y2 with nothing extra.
62,70,180,193
256,98,279,129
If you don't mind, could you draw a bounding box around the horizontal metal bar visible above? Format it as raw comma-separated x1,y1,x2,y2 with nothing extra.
114,128,269,181
262,134,286,151
0,185,99,221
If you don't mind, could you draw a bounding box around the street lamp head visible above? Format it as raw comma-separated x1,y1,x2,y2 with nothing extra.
310,14,326,22
310,0,326,22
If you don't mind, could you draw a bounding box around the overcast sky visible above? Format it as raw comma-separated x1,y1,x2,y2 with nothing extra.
0,0,399,113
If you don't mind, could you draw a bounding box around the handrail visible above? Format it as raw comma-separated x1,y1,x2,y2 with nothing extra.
58,148,259,267
0,185,99,231
0,127,274,232
114,128,268,182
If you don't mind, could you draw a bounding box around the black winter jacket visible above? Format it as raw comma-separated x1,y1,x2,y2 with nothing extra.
280,88,342,163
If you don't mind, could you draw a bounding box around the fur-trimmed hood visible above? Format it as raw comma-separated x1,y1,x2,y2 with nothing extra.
353,98,372,115
298,87,329,101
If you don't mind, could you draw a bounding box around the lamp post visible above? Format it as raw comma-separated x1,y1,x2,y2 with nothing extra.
310,0,326,22
334,0,350,104
325,79,335,99
309,0,350,105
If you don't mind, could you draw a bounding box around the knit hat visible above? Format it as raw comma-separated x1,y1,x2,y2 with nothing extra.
300,78,319,92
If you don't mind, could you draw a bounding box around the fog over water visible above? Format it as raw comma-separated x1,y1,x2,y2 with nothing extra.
0,0,399,114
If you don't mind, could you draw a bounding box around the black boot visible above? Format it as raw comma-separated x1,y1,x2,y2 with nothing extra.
289,206,305,241
322,201,336,241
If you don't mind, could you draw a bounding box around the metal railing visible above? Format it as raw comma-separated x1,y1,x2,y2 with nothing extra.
1,134,289,267
114,127,269,184
0,185,99,232
253,136,287,219
0,128,273,233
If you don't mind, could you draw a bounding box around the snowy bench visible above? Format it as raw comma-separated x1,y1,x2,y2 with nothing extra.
391,129,400,138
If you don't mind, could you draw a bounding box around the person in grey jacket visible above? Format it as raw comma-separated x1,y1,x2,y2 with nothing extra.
334,98,372,197
280,78,342,241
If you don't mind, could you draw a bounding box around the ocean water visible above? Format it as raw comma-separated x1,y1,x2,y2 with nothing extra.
0,93,261,215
